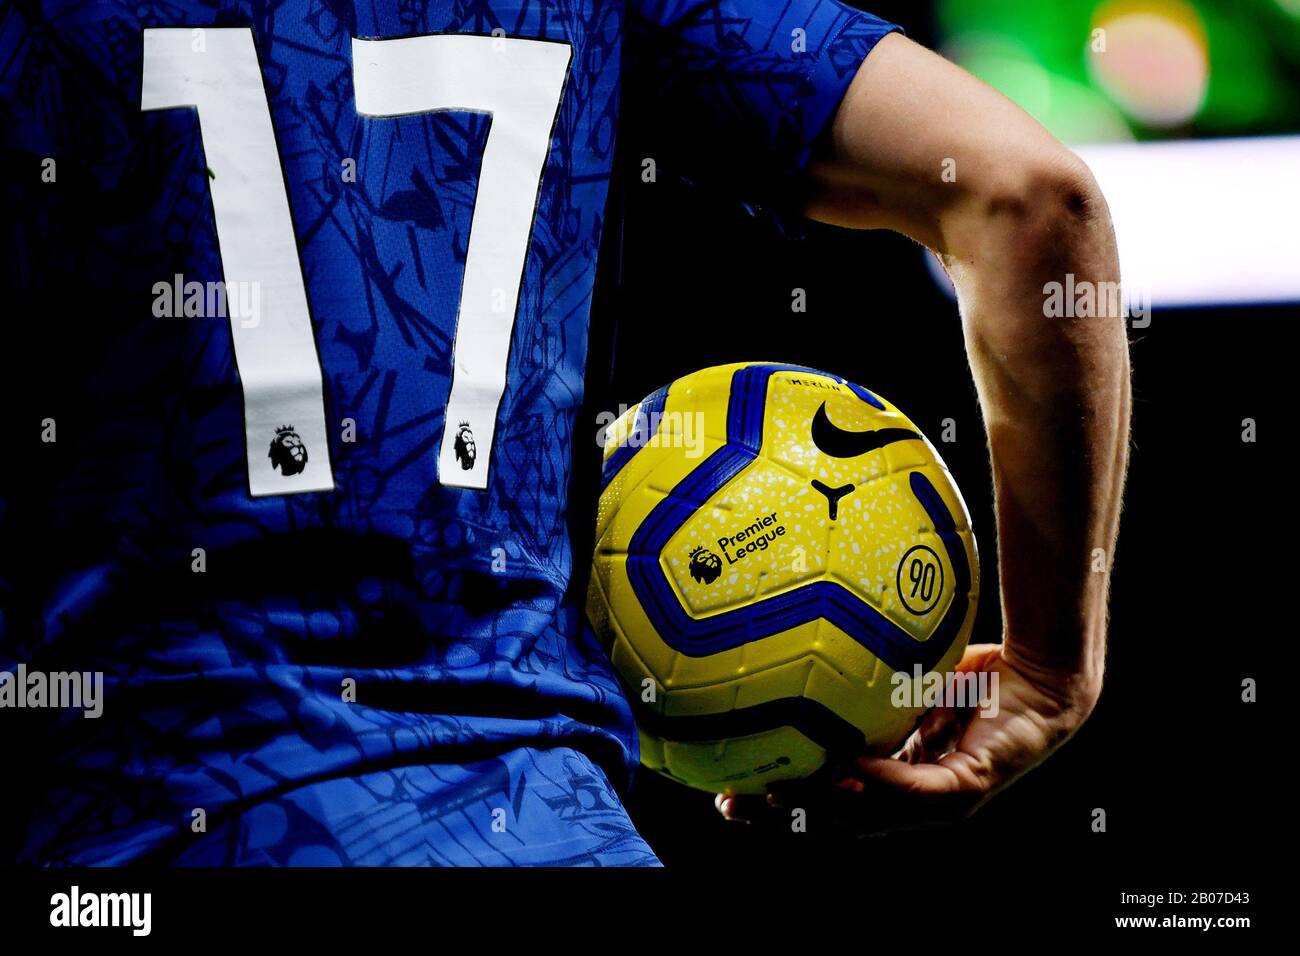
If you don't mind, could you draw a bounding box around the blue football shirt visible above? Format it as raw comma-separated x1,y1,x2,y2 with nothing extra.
0,0,898,864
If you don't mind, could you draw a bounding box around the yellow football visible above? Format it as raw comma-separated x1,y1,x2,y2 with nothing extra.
588,362,980,794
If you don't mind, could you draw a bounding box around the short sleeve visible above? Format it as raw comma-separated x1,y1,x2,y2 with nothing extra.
625,0,902,212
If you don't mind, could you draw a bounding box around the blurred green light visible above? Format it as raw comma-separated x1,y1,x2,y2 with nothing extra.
937,0,1300,140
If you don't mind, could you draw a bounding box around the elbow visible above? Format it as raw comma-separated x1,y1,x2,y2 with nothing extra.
942,150,1116,284
944,150,1126,369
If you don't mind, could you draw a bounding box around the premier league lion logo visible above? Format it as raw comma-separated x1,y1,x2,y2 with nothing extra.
688,546,723,584
268,425,309,477
453,421,476,471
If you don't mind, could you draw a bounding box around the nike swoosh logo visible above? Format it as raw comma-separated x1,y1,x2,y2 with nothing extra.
810,402,919,459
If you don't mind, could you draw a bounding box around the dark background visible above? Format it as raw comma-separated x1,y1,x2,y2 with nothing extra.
582,1,1286,912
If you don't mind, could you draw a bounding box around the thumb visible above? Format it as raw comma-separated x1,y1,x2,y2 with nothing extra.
895,703,965,764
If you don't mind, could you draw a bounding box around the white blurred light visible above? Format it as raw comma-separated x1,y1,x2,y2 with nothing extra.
925,137,1300,308
1075,136,1300,307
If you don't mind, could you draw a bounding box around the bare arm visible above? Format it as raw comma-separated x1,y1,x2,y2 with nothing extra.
810,31,1131,696
722,34,1131,827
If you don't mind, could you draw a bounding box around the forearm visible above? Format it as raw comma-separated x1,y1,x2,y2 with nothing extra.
723,34,1138,827
943,168,1131,703
806,35,1131,704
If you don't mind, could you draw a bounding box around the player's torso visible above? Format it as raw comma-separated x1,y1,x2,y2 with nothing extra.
2,1,637,864
5,0,622,610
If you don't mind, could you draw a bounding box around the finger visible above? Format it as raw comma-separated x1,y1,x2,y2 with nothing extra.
714,792,769,823
954,643,1004,673
768,772,960,836
852,752,992,828
896,705,966,764
767,745,994,836
894,646,1000,765
856,751,986,794
766,772,860,807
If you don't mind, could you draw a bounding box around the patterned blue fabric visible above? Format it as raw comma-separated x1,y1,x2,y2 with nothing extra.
627,0,901,211
0,0,897,865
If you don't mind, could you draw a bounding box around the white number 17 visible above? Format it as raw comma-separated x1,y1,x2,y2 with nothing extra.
141,28,571,494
